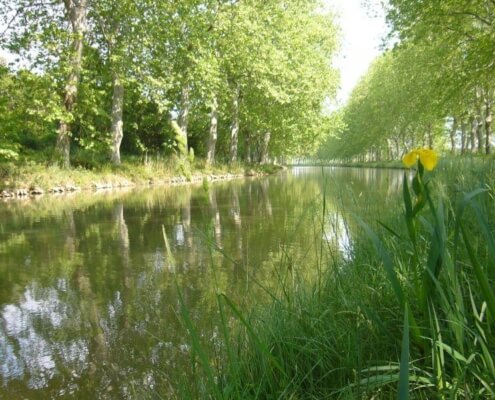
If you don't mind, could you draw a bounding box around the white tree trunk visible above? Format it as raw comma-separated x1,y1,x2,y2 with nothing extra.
245,133,252,163
230,84,240,163
469,115,477,152
178,84,190,140
206,97,218,165
172,83,190,159
110,74,124,164
260,131,271,164
460,120,467,154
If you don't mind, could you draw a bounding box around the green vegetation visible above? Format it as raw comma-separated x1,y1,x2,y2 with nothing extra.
169,0,495,397
319,1,495,163
0,158,283,193
2,0,495,398
178,156,495,399
0,0,339,171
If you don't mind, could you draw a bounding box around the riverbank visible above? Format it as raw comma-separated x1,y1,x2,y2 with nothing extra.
292,160,405,169
294,154,495,170
183,157,495,398
0,160,284,199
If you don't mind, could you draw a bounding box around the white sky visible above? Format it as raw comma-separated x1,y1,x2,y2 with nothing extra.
0,48,12,63
328,0,388,105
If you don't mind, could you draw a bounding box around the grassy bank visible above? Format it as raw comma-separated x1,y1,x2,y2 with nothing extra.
293,154,495,170
0,158,283,196
179,156,495,399
292,160,405,169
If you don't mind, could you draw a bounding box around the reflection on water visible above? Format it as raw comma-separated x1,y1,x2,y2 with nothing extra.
0,167,402,398
324,212,353,261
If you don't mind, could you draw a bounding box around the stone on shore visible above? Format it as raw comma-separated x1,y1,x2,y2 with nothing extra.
15,188,29,197
1,190,14,198
29,186,44,195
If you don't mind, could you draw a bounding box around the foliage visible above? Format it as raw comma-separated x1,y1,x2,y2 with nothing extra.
0,0,340,167
320,0,495,162
0,66,59,161
178,157,495,399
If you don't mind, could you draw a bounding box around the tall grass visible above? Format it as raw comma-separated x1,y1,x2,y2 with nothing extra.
0,158,272,192
175,156,495,399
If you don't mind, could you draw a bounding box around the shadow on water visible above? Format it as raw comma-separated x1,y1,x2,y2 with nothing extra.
0,167,403,398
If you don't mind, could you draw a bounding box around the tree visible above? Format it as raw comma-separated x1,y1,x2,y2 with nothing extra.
384,0,495,153
1,0,90,167
89,0,147,164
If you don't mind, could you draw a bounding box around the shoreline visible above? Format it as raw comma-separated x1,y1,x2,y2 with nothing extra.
290,161,405,169
0,163,285,201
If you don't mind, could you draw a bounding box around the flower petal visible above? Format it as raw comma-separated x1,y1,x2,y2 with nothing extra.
418,149,438,171
402,151,419,168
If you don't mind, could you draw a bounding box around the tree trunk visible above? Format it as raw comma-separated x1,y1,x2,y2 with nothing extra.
427,124,433,149
450,117,457,153
206,96,218,165
476,114,484,153
260,131,271,164
178,83,190,141
485,98,492,154
460,120,467,154
245,133,252,163
230,84,240,163
56,0,88,168
470,115,476,152
110,74,124,164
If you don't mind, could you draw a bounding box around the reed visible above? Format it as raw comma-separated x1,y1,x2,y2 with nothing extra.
175,156,495,399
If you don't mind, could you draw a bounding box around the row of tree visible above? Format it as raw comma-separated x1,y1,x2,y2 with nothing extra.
0,0,339,167
319,0,494,162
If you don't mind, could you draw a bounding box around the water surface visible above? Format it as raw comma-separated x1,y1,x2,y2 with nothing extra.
0,167,403,398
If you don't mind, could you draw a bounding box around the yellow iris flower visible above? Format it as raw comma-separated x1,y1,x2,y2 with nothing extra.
402,148,438,171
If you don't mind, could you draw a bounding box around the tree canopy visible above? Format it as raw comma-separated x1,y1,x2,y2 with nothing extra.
319,0,495,162
0,0,340,167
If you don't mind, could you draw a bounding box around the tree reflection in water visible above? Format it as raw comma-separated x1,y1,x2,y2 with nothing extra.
0,167,402,398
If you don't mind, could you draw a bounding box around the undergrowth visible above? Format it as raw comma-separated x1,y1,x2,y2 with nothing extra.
175,156,495,399
0,158,279,192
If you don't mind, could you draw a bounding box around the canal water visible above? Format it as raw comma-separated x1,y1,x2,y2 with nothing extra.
0,167,403,399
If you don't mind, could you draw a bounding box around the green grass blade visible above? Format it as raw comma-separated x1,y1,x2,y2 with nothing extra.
216,294,240,393
453,188,488,256
378,220,403,240
219,293,289,381
355,216,404,307
471,202,495,271
461,224,495,319
355,217,424,350
398,305,410,400
403,173,413,220
176,281,223,399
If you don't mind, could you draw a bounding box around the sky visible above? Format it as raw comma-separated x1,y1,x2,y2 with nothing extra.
327,0,388,104
0,48,12,63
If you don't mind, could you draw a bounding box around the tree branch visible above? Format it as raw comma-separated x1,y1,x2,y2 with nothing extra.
1,0,61,38
444,11,492,27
